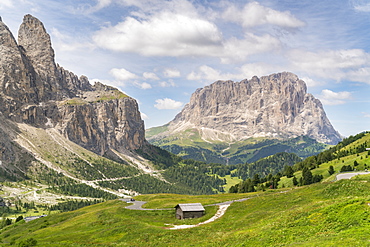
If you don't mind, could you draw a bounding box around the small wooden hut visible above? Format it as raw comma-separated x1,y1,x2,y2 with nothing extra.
175,203,205,219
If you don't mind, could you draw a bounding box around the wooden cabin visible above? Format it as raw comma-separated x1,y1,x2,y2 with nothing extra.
175,203,205,219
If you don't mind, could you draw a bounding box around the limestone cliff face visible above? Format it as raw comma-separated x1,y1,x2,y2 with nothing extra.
56,95,145,155
162,72,341,144
0,15,145,155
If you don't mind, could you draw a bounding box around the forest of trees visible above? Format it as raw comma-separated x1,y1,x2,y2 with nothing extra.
230,132,369,193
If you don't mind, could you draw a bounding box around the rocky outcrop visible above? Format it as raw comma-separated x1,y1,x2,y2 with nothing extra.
0,15,145,155
56,96,145,155
155,72,341,144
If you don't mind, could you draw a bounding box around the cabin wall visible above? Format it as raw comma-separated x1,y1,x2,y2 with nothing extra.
176,208,183,219
183,211,204,219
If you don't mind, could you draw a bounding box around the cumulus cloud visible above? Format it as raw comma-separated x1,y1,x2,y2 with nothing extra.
93,1,282,63
221,33,281,63
238,63,282,79
300,77,323,87
187,65,228,82
362,112,370,118
110,68,138,81
154,98,183,109
108,68,153,89
159,80,176,87
163,68,181,78
288,49,370,83
134,82,152,89
222,1,305,28
143,72,160,80
93,12,222,57
318,89,352,105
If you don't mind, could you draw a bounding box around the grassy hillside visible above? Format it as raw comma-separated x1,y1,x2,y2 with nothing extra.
278,132,370,188
0,119,228,222
2,179,370,246
147,128,329,165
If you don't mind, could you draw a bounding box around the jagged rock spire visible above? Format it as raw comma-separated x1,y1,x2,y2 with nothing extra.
17,14,62,101
0,15,36,104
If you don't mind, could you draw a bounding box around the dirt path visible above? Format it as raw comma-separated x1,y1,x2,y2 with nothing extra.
168,204,231,230
336,171,369,180
123,197,250,229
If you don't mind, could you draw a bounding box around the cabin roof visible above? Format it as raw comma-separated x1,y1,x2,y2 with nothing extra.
175,203,205,212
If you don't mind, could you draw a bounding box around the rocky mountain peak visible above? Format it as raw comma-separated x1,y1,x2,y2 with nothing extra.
18,14,61,101
0,17,17,48
18,14,55,67
0,15,145,154
161,72,341,145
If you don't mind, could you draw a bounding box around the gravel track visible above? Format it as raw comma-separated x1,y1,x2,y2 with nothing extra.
123,197,251,229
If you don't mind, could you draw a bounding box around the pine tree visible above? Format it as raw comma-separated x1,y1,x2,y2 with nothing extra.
292,176,298,186
302,167,313,185
284,166,294,178
328,165,335,175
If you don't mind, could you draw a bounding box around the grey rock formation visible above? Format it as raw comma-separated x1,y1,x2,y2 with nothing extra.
157,72,341,145
0,15,145,155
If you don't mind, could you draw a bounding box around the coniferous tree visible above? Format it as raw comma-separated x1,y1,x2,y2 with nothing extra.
328,165,335,175
302,167,313,185
252,174,260,185
284,166,294,178
15,216,23,223
292,176,298,186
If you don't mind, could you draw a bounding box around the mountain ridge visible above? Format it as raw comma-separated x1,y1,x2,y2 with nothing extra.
147,72,341,164
149,72,341,145
0,14,145,159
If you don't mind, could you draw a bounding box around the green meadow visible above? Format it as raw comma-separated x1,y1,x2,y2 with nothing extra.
2,177,370,246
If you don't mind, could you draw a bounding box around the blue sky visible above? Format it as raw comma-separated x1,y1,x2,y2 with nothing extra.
1,0,369,137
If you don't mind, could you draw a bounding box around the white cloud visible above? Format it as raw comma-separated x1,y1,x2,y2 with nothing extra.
238,63,283,79
187,65,227,82
318,89,352,105
0,0,13,9
154,98,183,110
116,0,197,16
362,112,370,118
221,33,281,63
91,78,125,88
187,63,281,83
288,49,370,83
110,68,138,81
93,12,222,57
300,77,323,87
91,1,293,63
84,0,112,13
159,80,176,87
352,0,370,12
143,72,159,80
223,1,305,28
136,82,152,89
163,68,181,78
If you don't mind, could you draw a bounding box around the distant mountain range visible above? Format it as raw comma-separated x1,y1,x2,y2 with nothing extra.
147,72,342,164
